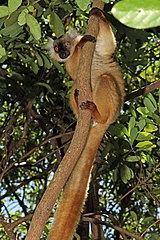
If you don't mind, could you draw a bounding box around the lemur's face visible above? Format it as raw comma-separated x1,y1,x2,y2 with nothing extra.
46,31,79,62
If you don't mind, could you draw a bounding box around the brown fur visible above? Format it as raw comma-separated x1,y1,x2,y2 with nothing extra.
47,8,124,240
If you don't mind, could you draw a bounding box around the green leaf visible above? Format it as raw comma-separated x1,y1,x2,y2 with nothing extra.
130,168,134,178
130,211,138,221
18,9,28,26
35,82,54,94
0,45,6,58
53,61,64,74
27,6,34,12
17,53,31,63
8,0,22,13
0,22,23,37
120,165,133,184
17,53,26,62
75,0,91,11
112,168,119,182
136,141,156,150
31,62,39,74
137,132,156,141
122,126,129,136
144,98,156,113
26,14,41,40
5,9,22,26
0,6,9,18
109,124,123,136
58,3,73,12
144,124,158,133
128,116,136,134
137,107,149,115
138,119,146,131
50,12,64,38
147,93,157,109
112,0,160,29
126,156,140,162
152,113,160,125
41,53,51,69
36,53,44,67
158,89,160,113
130,127,138,144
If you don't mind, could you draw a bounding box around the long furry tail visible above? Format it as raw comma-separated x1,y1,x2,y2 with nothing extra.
47,123,107,240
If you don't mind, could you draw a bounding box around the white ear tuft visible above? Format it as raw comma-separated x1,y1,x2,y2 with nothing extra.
68,28,79,39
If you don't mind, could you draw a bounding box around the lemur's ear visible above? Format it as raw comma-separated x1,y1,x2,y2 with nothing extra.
68,28,79,39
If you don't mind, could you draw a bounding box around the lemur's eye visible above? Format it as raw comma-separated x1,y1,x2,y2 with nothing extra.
54,46,59,52
65,41,71,47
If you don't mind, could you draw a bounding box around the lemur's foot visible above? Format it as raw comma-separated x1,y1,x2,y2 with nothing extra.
80,101,96,112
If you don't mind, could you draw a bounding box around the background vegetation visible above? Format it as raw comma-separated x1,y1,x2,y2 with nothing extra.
0,0,160,239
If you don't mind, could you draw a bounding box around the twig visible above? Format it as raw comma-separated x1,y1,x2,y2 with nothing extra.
137,177,160,207
82,217,144,240
116,163,160,205
0,214,32,240
0,131,74,181
140,219,160,237
6,119,29,160
19,131,73,162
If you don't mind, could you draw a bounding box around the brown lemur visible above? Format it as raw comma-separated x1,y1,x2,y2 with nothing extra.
46,8,124,240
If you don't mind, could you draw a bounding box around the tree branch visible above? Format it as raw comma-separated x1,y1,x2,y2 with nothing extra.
82,217,144,240
25,1,104,239
125,80,160,101
0,214,32,240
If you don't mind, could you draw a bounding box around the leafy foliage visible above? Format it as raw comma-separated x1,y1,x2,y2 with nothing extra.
112,0,160,29
0,0,160,239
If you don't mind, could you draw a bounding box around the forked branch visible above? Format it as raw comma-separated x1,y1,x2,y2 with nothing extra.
25,1,104,239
